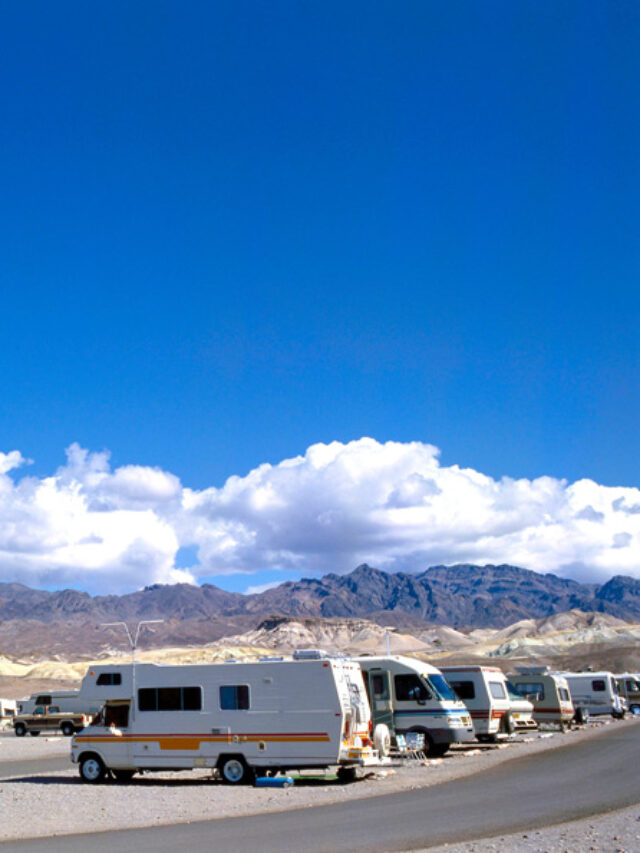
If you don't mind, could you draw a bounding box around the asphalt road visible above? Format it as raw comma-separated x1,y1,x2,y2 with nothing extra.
0,756,68,779
1,724,638,852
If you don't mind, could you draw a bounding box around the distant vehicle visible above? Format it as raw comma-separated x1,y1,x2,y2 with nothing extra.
72,656,379,784
0,698,17,728
614,674,640,713
17,690,100,717
13,705,90,737
356,655,474,757
505,681,537,733
441,665,517,742
508,668,576,729
559,671,625,719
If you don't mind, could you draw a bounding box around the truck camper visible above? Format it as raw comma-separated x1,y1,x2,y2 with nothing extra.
508,668,575,729
560,671,626,718
17,690,100,717
440,665,515,742
72,656,379,784
614,674,640,713
355,656,474,757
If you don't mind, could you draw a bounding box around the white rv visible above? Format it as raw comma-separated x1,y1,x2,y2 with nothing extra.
614,674,640,713
356,656,474,757
0,698,17,728
504,681,537,732
509,668,576,728
17,690,100,716
560,671,625,718
72,656,378,784
441,666,515,741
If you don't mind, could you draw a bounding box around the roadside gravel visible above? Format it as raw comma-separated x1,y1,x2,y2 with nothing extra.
0,720,637,844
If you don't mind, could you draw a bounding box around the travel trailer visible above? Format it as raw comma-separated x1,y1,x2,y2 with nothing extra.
509,668,575,729
560,671,626,718
614,674,640,713
17,690,100,717
356,656,474,757
72,656,379,784
441,666,515,741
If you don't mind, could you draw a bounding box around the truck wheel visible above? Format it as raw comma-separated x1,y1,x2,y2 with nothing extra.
29,731,40,737
219,756,252,785
80,755,106,784
61,722,74,737
501,711,516,735
14,723,26,737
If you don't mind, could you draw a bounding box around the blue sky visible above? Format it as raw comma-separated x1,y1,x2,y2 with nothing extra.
1,3,639,594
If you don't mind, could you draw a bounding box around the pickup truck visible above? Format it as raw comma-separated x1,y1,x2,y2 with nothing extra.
12,705,90,737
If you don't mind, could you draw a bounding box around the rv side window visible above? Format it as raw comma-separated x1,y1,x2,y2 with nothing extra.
220,685,250,710
35,695,51,705
96,673,122,686
558,687,570,702
138,687,202,712
394,674,431,702
449,680,475,701
371,674,387,698
489,681,506,700
592,679,606,692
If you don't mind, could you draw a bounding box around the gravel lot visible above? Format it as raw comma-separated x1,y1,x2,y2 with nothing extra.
0,719,638,845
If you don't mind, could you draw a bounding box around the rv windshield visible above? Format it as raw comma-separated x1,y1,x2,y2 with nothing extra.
506,681,524,701
425,674,458,702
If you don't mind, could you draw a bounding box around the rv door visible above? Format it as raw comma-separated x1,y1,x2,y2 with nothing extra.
366,669,394,732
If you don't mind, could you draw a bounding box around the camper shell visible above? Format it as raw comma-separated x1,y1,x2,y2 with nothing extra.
508,668,575,728
356,655,474,757
560,670,625,718
614,674,640,713
72,656,378,784
17,690,100,717
441,666,517,741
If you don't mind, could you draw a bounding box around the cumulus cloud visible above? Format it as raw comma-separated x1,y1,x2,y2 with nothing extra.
1,438,640,593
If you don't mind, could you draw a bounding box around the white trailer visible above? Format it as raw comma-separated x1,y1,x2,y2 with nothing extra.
509,668,576,728
0,698,17,729
72,657,378,784
615,674,640,713
560,671,625,718
441,666,516,741
17,690,101,717
356,656,474,757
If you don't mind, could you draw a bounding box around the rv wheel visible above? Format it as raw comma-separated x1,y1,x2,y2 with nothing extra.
14,723,26,737
79,755,106,784
574,707,589,725
501,711,516,736
219,756,252,785
373,724,391,757
631,704,640,714
337,766,358,783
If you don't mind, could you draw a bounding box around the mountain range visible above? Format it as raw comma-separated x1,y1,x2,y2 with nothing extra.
2,563,640,659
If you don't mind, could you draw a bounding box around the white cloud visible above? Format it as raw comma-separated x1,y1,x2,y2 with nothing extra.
1,438,640,593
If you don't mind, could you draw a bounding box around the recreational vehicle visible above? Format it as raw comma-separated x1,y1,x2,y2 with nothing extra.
441,666,515,741
17,690,100,717
356,656,474,757
504,681,537,732
614,674,640,713
508,668,575,729
560,671,625,718
72,656,378,784
0,699,17,729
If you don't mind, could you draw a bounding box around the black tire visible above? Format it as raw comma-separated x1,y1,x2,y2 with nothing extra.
29,731,40,737
79,754,106,784
112,769,135,783
630,704,640,714
218,756,253,786
574,707,589,725
501,711,516,736
14,723,26,737
60,722,74,737
337,766,359,784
